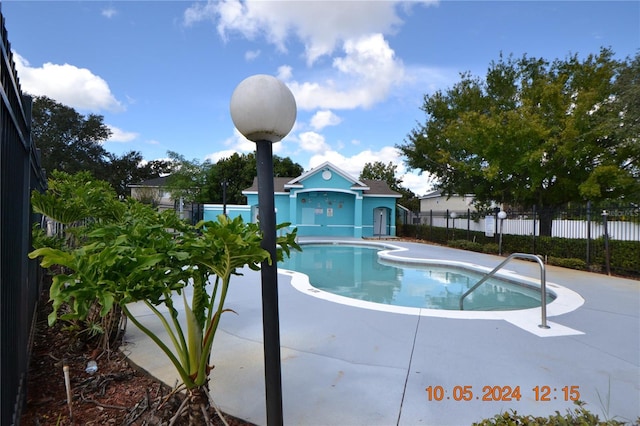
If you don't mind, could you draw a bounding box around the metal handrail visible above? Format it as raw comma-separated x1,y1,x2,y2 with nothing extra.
459,253,550,329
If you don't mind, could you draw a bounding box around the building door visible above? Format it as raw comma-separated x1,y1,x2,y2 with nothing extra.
374,208,388,236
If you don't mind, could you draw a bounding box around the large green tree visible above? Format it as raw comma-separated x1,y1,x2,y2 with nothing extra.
31,96,170,196
165,151,212,203
205,153,303,204
398,48,639,235
31,96,111,180
360,161,419,213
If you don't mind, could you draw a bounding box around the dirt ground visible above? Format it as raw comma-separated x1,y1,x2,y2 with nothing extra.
20,285,253,426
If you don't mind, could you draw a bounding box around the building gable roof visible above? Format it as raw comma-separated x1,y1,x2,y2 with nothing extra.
285,161,369,190
242,162,400,197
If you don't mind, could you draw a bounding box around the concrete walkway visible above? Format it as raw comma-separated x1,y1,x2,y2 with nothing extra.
122,240,639,425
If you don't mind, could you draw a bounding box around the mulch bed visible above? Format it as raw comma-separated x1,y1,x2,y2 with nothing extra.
20,283,253,425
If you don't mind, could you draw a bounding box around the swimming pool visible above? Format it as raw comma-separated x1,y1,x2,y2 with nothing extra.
279,243,555,311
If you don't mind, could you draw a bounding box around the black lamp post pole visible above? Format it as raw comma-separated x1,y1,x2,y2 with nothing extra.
221,179,228,216
255,139,284,426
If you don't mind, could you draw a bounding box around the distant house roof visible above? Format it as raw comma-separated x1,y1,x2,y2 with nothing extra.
420,190,442,200
128,176,170,188
419,190,474,200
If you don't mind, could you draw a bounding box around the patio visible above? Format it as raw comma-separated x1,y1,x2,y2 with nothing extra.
123,240,639,425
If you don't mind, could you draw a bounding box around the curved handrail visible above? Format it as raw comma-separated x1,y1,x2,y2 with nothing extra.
459,253,549,329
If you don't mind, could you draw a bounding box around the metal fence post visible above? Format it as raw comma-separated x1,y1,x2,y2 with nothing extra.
586,201,591,268
602,210,611,276
532,205,537,253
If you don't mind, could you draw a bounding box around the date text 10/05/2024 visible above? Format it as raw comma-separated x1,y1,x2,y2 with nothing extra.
425,385,580,402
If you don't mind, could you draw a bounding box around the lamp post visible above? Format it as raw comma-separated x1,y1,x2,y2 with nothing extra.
602,210,611,275
230,75,296,426
221,179,228,216
450,211,457,240
497,210,507,255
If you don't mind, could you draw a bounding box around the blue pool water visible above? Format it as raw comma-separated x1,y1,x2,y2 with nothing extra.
280,244,555,311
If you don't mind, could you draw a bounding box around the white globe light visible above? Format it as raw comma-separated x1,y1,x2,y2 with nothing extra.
450,212,457,219
230,74,297,143
498,211,507,220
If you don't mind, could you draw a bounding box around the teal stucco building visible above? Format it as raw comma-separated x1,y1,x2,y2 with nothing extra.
203,162,401,238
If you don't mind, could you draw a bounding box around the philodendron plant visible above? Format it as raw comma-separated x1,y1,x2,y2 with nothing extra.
30,199,299,424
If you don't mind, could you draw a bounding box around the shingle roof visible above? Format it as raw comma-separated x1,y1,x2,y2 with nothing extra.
128,176,170,187
242,177,400,197
360,179,401,197
243,177,295,193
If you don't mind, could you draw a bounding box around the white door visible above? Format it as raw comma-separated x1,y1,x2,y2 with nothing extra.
374,208,387,236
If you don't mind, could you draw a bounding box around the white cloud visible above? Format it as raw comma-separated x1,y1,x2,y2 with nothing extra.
204,127,292,162
298,131,331,153
284,34,406,110
14,53,123,113
185,0,437,65
310,110,341,130
309,146,401,176
400,170,435,197
226,128,257,152
308,145,434,196
277,65,293,81
106,125,138,143
205,149,241,163
184,1,440,111
244,50,260,61
101,8,117,19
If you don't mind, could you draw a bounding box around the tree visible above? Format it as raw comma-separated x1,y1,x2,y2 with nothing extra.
205,153,304,204
273,155,304,178
205,153,256,205
165,151,211,204
360,161,402,191
31,96,172,197
360,161,419,213
106,151,172,197
580,53,640,201
398,48,639,235
31,96,112,180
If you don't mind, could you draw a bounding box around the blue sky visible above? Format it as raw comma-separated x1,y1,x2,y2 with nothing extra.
3,1,638,195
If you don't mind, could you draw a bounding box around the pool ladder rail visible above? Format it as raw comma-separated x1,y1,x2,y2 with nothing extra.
459,253,550,329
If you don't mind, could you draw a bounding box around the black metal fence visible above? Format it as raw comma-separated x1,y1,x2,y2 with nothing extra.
0,9,48,425
416,204,640,241
401,203,640,277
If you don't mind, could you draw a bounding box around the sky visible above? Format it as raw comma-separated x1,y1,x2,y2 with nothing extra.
2,1,638,196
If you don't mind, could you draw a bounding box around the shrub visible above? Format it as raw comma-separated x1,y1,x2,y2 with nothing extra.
482,243,499,254
473,401,629,425
547,256,587,270
397,224,640,278
448,239,483,252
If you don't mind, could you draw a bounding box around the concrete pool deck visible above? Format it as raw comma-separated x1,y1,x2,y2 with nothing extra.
122,239,640,425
